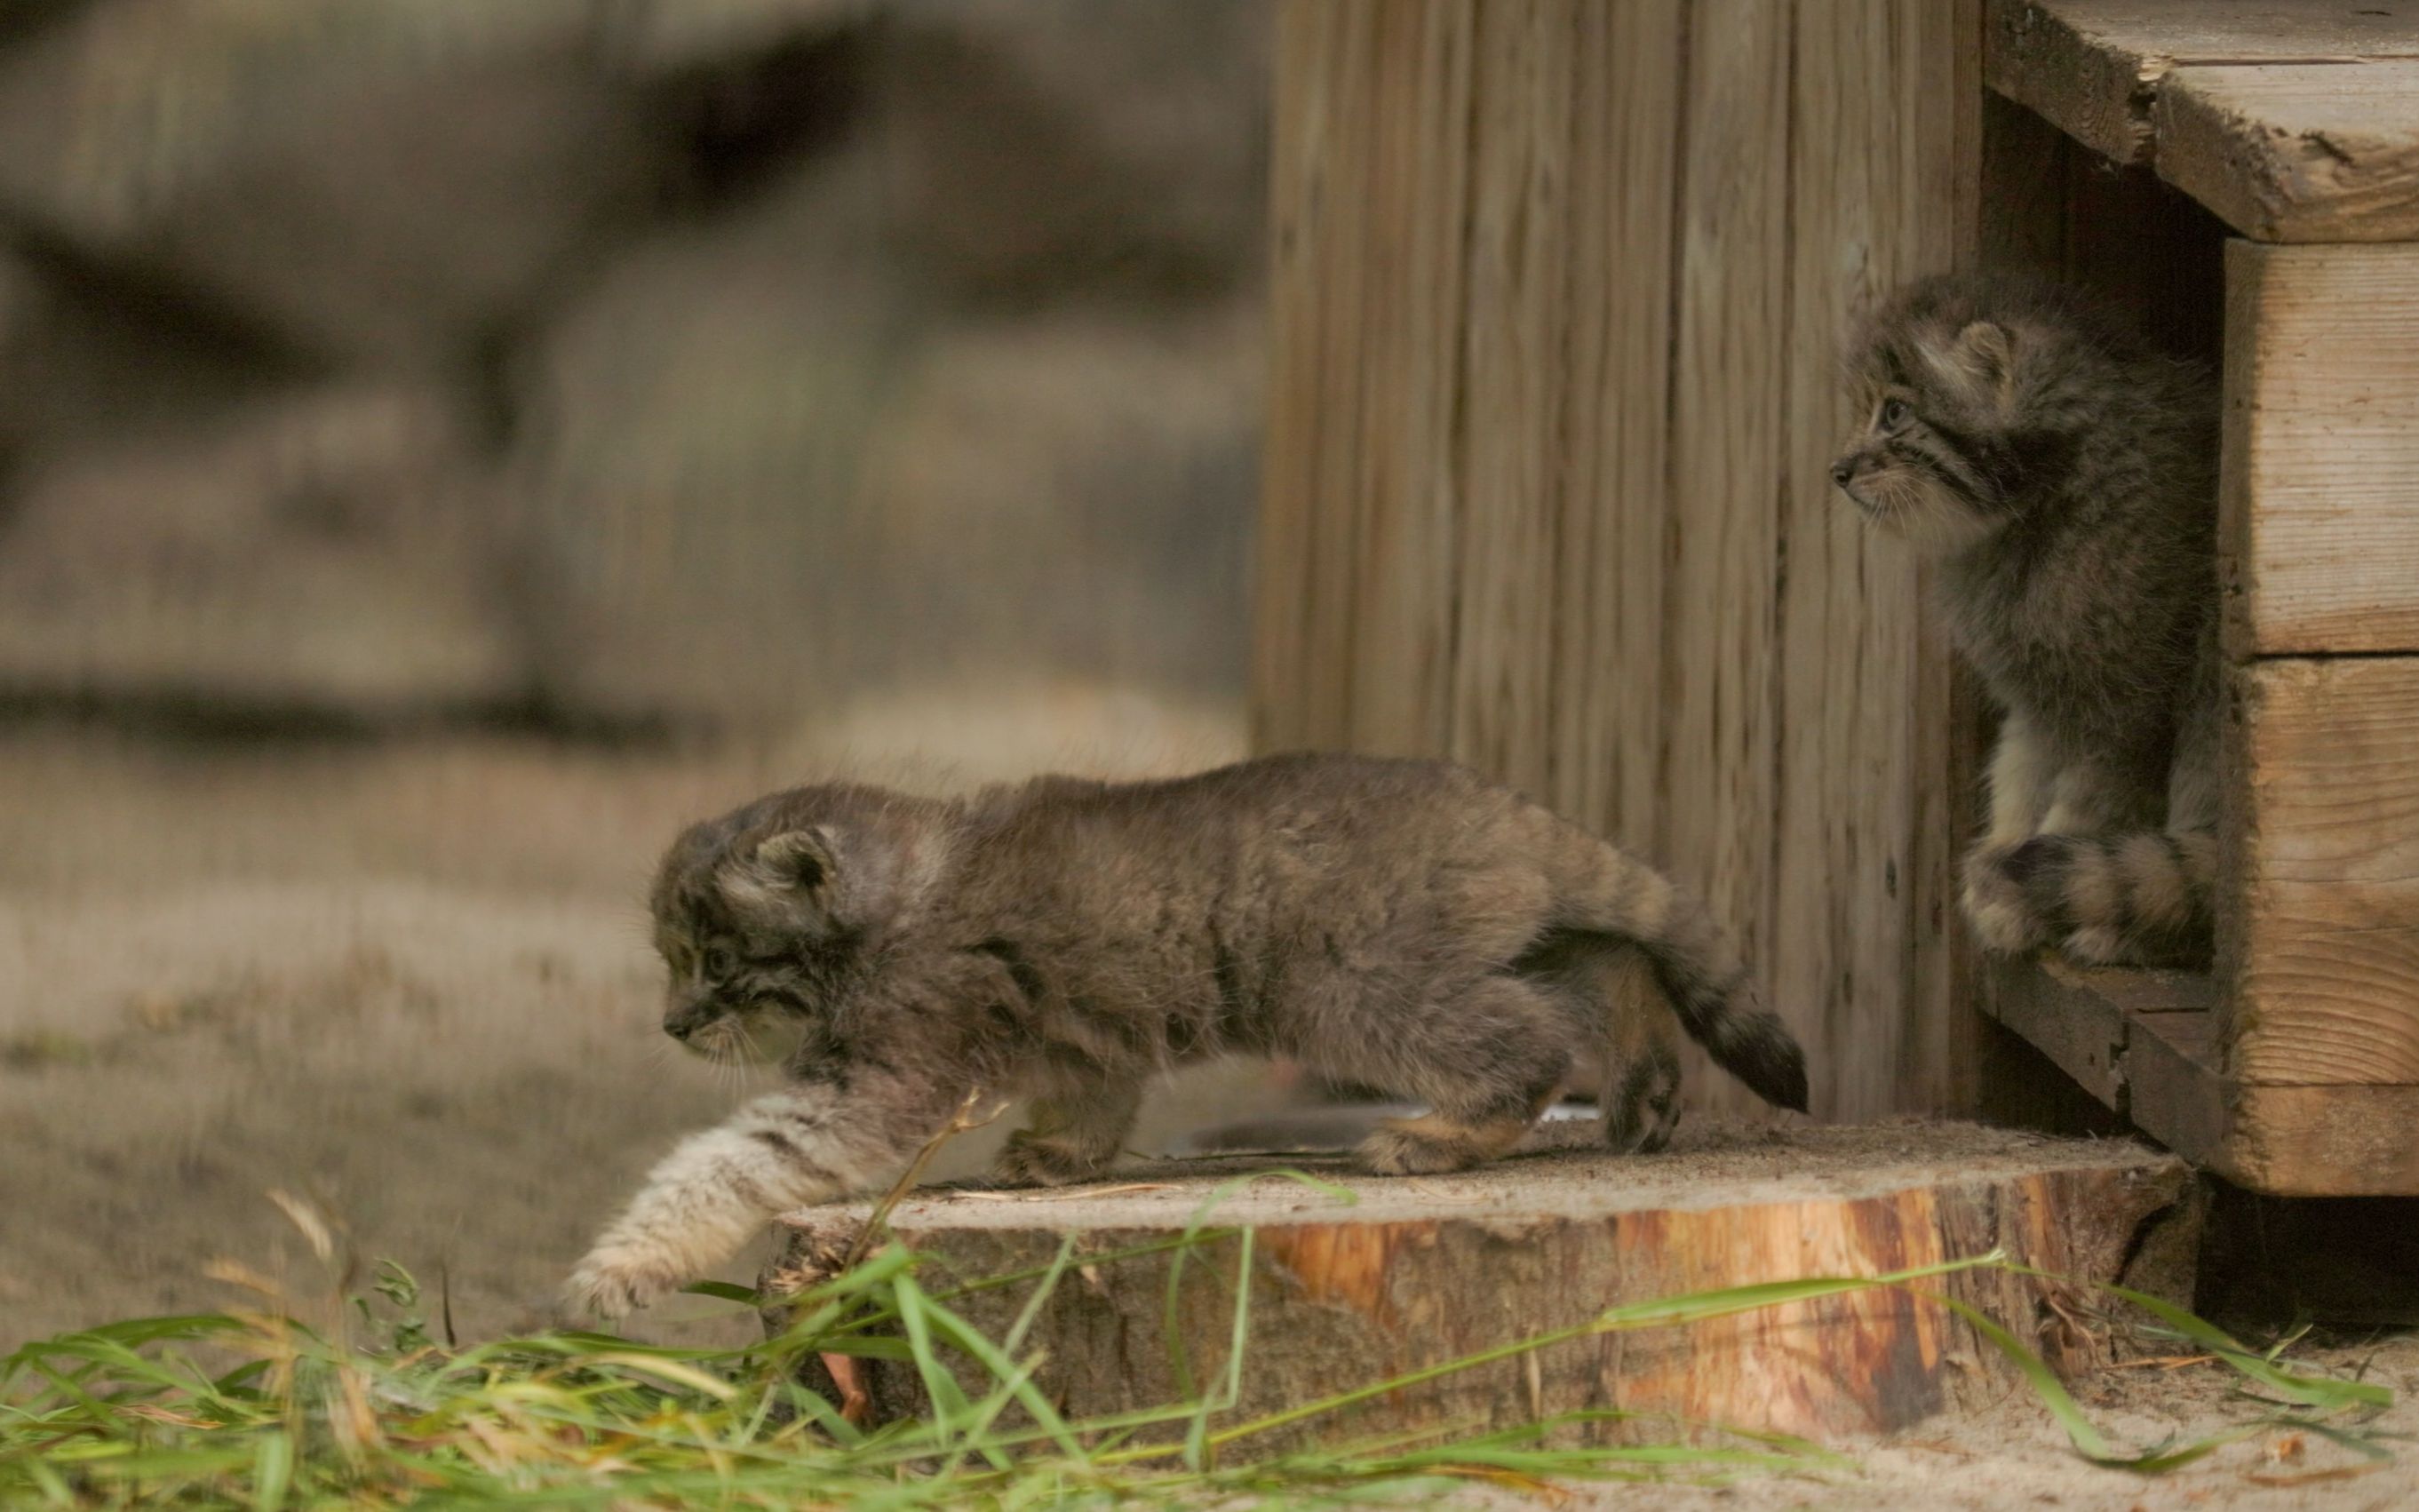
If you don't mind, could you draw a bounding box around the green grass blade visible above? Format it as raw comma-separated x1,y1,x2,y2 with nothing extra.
250,1429,294,1512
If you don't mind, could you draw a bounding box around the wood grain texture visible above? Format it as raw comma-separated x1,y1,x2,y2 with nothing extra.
1778,0,1984,1118
1343,1,1478,760
2224,657,2419,1086
2220,242,2419,657
1253,0,1981,1120
766,1133,2194,1451
1656,0,1790,1118
1550,1,1683,840
2134,1005,2419,1198
2232,1081,2419,1195
1449,0,1573,797
2157,62,2419,243
1985,0,2419,166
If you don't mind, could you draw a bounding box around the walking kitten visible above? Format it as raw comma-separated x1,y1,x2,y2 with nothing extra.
567,752,1807,1317
1831,273,2221,967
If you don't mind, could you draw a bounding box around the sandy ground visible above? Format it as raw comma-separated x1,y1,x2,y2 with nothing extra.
3,688,2413,1509
1524,1329,2419,1512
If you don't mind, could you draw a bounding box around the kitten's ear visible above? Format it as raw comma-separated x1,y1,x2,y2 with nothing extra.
752,828,838,892
1955,320,2016,386
718,826,839,922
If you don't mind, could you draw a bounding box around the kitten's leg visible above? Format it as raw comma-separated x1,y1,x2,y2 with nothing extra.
1357,977,1572,1176
566,1080,959,1319
1983,712,2055,846
2039,756,2148,836
1595,949,1683,1156
1961,714,2058,951
993,1079,1145,1187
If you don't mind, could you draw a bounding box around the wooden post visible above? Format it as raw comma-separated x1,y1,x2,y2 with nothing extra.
1254,1,1984,1120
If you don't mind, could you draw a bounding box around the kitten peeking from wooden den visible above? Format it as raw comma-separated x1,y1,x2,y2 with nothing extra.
566,752,1807,1317
1832,273,2221,970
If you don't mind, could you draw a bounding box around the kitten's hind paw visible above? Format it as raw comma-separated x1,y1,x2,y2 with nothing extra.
1357,1114,1524,1175
991,1131,1111,1188
1961,843,2050,954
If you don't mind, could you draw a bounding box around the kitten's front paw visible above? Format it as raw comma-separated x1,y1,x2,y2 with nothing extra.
1961,844,2047,954
564,1244,685,1322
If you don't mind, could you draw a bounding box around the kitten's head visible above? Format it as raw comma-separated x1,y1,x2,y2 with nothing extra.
647,783,951,1066
1831,274,2121,553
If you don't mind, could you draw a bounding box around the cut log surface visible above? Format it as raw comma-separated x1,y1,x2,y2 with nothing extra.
763,1123,2192,1453
1986,0,2419,240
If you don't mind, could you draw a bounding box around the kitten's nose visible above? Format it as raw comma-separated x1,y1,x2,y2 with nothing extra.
1830,457,1858,488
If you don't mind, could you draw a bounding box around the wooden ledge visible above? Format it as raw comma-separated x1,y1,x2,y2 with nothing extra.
765,1125,2192,1452
1987,0,2419,240
1988,958,2419,1195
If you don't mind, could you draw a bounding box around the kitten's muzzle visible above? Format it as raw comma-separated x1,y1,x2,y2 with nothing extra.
662,994,720,1043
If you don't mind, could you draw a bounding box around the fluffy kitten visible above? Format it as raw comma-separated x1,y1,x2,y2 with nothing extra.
1832,273,2220,967
566,752,1808,1317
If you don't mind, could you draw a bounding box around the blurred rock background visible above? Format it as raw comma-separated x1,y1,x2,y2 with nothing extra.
0,0,1278,1348
0,0,1265,728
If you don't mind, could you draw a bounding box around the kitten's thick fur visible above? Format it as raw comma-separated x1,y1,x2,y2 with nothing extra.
1832,273,2220,967
567,752,1807,1316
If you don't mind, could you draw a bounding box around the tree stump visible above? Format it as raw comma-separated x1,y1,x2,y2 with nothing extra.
760,1122,2194,1455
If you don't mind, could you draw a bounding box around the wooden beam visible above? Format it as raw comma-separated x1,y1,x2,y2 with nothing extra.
2156,62,2419,243
1985,0,2419,162
2220,242,2419,657
2231,1079,2419,1196
2125,1006,2229,1166
1985,1,2419,239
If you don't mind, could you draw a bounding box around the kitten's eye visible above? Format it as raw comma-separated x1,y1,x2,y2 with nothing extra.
703,946,737,978
1880,398,1912,430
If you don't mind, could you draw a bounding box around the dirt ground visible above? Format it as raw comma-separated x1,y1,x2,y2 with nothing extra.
4,690,2413,1509
0,678,1269,1350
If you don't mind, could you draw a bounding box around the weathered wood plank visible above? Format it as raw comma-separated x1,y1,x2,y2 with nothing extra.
768,1128,2195,1449
1986,969,2419,1196
1253,0,1353,753
1658,0,1791,1118
2231,1080,2419,1196
2157,62,2419,243
2224,656,2419,1086
1985,0,2419,169
1987,959,2131,1109
1778,0,1982,1119
2220,242,2419,657
1449,0,1572,797
1548,0,1683,840
1255,2,1980,1119
1342,0,1478,760
2125,1007,2230,1168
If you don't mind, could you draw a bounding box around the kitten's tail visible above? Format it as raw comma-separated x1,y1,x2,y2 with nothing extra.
1549,835,1810,1113
1999,828,2216,967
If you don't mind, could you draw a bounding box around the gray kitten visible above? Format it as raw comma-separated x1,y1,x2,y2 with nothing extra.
566,752,1808,1317
1832,273,2220,968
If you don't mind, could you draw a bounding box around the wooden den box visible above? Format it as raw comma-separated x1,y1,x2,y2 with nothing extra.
1983,0,2419,1196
